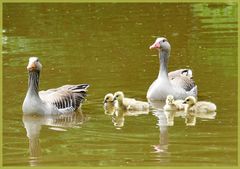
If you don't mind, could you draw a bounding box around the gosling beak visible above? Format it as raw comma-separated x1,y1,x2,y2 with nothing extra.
149,42,160,50
182,101,187,104
27,62,37,71
103,100,107,104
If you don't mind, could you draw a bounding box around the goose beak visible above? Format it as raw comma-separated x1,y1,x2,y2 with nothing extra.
27,62,37,71
149,42,160,49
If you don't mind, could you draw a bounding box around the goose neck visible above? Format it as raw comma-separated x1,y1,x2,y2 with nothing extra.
158,50,169,79
27,71,40,98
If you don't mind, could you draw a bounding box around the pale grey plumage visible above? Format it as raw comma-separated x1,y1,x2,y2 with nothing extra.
39,84,89,112
147,37,197,101
22,57,89,115
168,69,192,79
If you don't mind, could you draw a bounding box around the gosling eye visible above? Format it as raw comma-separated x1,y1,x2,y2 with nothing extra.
186,99,189,101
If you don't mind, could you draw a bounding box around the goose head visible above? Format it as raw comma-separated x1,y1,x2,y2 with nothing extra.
183,96,197,106
103,93,114,103
149,37,171,52
27,57,42,72
166,95,175,105
113,91,124,101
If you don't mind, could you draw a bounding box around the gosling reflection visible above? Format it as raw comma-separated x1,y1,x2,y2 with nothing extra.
22,111,88,166
185,110,217,126
150,99,217,162
110,109,149,129
103,93,117,115
162,109,216,127
112,110,125,128
185,111,196,126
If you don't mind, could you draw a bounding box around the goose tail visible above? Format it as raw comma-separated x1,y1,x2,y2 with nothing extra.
181,69,193,78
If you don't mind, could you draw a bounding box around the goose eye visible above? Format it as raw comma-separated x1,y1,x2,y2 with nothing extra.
162,39,166,42
36,59,39,62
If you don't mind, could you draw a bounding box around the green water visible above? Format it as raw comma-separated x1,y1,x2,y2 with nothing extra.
2,3,238,166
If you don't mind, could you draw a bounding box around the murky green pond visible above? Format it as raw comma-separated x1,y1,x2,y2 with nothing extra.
3,3,238,167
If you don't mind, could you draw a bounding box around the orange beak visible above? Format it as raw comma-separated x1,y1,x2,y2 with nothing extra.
149,42,160,49
27,62,37,71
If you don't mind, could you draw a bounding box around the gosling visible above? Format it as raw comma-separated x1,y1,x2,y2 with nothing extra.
113,91,149,111
103,93,117,115
163,95,185,111
183,96,216,113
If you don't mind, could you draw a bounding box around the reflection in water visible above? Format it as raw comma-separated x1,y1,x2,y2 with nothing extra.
104,103,116,116
107,109,149,129
22,111,88,166
185,111,217,126
185,112,196,126
112,110,125,128
3,3,237,166
152,109,169,155
150,100,217,160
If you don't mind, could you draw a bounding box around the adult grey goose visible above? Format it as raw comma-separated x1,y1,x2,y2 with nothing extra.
22,57,89,115
147,37,198,101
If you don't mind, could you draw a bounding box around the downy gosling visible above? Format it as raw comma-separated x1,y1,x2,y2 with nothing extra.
163,95,185,111
183,96,216,113
113,91,149,111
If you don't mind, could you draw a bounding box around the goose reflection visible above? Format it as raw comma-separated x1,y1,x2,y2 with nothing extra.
152,108,169,154
150,100,217,127
22,110,88,166
149,99,217,163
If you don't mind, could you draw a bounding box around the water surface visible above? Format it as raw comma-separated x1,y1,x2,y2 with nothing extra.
2,3,238,166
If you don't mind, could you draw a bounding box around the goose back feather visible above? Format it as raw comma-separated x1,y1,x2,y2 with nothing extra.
22,57,89,115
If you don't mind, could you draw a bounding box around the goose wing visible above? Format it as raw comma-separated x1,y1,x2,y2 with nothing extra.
170,76,195,91
168,69,192,80
39,84,89,112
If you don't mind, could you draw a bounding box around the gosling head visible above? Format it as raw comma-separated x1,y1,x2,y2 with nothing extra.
149,37,171,52
27,57,42,72
183,96,197,106
113,91,124,101
166,95,175,105
103,93,114,103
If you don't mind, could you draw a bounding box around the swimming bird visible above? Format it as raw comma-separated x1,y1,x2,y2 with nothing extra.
22,57,89,115
113,91,149,111
163,95,185,111
147,37,197,101
183,96,216,113
103,93,117,115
